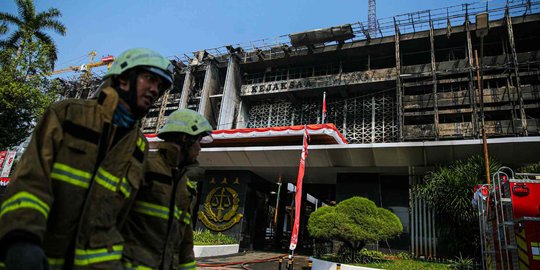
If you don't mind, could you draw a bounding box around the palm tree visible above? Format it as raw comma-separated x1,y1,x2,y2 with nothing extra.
0,23,7,35
414,155,500,258
0,0,66,66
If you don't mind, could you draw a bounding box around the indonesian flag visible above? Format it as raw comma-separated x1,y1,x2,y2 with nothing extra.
289,126,309,251
322,91,327,124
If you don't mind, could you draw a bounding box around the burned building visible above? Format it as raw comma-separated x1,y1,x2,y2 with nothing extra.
146,0,540,256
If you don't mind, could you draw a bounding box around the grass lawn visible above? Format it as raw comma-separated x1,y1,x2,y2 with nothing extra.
356,259,450,270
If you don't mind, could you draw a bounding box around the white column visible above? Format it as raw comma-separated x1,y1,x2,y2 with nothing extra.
217,56,242,130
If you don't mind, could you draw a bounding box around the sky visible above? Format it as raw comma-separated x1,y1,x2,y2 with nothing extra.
1,0,488,75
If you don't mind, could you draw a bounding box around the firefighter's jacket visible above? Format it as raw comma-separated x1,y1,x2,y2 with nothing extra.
122,142,199,270
0,86,148,270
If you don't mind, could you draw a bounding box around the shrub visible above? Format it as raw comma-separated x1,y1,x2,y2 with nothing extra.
518,162,540,173
193,229,237,245
396,252,412,260
358,248,385,264
308,197,403,262
448,254,473,270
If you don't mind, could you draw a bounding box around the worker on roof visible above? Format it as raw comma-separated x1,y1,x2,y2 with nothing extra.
0,48,174,270
121,109,213,270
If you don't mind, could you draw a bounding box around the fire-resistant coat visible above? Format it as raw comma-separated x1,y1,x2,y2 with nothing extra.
0,86,148,270
122,142,199,270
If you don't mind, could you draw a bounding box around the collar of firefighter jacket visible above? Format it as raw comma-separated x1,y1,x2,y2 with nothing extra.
99,86,120,123
92,79,119,123
158,142,183,168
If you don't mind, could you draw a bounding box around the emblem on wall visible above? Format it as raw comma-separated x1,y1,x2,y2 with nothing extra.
198,177,243,231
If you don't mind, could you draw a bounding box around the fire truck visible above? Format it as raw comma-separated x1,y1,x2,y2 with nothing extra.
476,167,540,270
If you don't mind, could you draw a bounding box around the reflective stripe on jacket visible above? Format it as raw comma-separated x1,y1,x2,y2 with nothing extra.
0,86,148,269
122,142,200,269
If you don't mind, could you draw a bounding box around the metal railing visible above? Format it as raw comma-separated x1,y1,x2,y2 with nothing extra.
172,0,540,66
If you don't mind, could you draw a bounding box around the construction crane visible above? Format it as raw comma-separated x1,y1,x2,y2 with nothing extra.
50,51,114,99
50,51,115,78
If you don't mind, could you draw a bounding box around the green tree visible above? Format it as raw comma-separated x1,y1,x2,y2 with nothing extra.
0,23,7,35
518,162,540,173
414,155,500,258
0,0,66,68
308,197,403,261
0,39,59,149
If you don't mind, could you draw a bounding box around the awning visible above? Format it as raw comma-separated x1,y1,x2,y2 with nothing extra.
145,123,347,147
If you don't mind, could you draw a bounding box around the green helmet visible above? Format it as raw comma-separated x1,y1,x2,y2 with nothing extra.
105,48,174,90
158,109,213,143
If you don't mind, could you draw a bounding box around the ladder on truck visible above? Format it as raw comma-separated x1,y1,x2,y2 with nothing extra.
477,167,540,270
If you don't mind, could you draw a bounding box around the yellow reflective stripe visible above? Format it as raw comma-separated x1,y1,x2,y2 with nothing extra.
133,200,169,220
51,162,91,188
184,212,191,225
123,262,153,270
179,261,196,270
95,167,120,192
187,180,196,189
174,206,181,220
0,191,50,219
174,207,191,225
137,137,146,152
48,258,65,270
119,177,132,198
74,245,123,266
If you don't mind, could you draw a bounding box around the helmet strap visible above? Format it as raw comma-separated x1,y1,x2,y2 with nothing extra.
128,70,146,118
114,69,147,119
179,135,197,166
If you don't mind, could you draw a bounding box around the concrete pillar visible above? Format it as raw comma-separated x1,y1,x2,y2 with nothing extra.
235,100,250,128
429,20,440,139
505,8,528,135
394,17,403,141
465,16,479,137
217,56,242,130
198,61,219,126
156,90,170,132
179,67,193,109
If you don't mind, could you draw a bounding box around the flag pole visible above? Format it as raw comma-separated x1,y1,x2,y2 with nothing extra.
273,176,282,227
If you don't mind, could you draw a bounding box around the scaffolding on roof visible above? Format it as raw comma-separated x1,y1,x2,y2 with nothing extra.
174,0,540,67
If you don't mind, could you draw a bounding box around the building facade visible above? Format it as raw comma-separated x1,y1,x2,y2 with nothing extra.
137,0,540,256
51,0,540,257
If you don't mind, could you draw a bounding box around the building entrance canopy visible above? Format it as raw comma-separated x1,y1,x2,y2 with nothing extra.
197,136,540,184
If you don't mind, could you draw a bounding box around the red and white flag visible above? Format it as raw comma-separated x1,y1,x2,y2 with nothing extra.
0,151,16,178
0,151,7,170
289,126,309,251
321,91,327,124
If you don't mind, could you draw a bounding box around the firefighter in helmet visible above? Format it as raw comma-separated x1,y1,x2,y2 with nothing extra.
122,109,213,269
0,48,173,269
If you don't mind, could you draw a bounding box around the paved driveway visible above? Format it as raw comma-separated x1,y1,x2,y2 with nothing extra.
197,251,310,270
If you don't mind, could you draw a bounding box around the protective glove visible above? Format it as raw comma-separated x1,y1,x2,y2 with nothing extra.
5,242,49,270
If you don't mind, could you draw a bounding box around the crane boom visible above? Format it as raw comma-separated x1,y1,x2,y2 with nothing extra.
49,51,114,76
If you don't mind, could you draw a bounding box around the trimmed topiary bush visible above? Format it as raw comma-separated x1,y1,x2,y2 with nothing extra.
308,196,403,262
